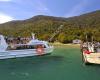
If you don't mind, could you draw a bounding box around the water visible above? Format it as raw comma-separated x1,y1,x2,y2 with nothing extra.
0,46,100,80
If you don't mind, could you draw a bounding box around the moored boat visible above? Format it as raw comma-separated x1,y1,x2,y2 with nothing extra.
81,42,100,65
0,34,54,59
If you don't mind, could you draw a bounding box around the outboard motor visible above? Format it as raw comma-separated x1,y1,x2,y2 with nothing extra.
0,35,8,51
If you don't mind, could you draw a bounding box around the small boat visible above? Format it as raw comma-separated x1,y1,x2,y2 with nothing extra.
81,42,100,65
0,34,54,59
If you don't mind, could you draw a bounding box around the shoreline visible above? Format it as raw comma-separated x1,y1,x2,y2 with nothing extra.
50,42,80,48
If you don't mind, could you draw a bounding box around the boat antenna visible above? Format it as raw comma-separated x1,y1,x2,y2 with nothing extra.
48,25,63,42
31,33,35,40
92,36,93,43
86,34,88,42
85,34,88,47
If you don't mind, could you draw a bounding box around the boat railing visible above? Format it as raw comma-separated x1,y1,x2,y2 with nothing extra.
82,42,100,53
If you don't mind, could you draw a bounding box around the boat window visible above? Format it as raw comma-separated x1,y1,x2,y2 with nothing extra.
30,45,35,49
7,45,15,50
7,45,34,50
35,44,46,48
7,44,46,50
47,43,51,47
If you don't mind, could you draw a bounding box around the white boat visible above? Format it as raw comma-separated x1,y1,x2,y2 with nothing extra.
0,34,54,59
81,42,100,65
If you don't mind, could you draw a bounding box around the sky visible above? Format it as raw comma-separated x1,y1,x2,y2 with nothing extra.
0,0,100,24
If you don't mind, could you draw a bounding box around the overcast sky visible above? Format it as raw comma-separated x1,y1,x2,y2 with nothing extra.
0,0,100,23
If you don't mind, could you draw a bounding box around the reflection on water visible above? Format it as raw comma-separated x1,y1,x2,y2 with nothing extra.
0,55,65,70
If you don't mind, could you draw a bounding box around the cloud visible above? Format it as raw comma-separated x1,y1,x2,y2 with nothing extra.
0,0,12,2
36,0,53,16
9,0,53,18
35,1,49,11
13,0,50,12
0,0,52,20
0,13,14,24
31,0,52,15
65,0,88,17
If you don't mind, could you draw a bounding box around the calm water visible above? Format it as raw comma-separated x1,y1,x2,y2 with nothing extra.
0,46,100,80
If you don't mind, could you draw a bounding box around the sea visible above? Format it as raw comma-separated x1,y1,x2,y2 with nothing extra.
0,46,100,80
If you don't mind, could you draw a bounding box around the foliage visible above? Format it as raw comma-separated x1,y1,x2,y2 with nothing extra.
0,10,100,43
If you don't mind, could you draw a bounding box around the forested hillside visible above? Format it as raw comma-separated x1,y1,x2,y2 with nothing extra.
0,10,100,43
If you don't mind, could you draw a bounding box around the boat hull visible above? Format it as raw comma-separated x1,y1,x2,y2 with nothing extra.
82,52,100,64
0,47,53,59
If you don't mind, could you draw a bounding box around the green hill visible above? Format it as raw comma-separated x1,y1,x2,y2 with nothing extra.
0,10,100,43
